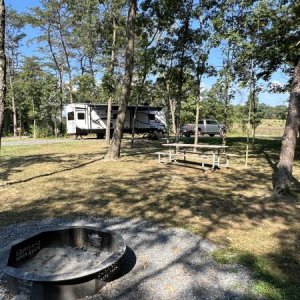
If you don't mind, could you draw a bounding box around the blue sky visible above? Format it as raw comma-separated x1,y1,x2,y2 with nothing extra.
7,0,289,107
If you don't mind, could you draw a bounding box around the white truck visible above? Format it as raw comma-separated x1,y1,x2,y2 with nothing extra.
65,103,166,138
180,119,226,137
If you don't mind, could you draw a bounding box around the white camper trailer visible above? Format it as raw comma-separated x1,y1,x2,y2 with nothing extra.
66,103,166,138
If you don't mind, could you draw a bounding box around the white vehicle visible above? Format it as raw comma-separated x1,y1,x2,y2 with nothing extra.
180,119,226,137
66,103,166,138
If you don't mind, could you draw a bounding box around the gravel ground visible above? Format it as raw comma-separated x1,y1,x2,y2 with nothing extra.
0,217,259,300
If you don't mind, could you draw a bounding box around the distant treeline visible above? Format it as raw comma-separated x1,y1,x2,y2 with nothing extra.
257,104,287,120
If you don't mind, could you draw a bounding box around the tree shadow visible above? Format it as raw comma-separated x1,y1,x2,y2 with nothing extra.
263,149,300,193
0,136,299,298
0,148,108,185
1,156,104,187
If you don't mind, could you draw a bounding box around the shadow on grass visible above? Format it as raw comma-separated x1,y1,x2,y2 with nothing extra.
1,157,104,187
263,150,300,193
0,136,299,299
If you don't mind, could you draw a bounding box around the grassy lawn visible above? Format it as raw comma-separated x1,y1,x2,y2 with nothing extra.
231,119,285,137
0,135,299,299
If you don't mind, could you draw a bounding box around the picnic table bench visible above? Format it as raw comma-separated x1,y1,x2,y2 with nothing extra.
154,151,183,163
157,143,232,169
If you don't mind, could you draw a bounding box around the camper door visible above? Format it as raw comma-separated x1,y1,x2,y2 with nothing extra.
75,108,87,130
67,110,76,134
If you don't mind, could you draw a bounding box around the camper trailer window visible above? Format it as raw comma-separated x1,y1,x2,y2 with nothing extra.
149,114,155,120
68,112,74,121
78,113,85,120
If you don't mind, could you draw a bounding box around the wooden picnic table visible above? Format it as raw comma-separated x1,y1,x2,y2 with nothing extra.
161,143,228,169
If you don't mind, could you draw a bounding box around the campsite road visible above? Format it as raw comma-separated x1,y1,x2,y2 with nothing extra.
1,138,86,147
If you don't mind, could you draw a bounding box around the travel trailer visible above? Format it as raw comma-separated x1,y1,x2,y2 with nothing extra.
65,103,166,138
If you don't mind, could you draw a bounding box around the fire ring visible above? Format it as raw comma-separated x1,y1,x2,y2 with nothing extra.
2,226,126,300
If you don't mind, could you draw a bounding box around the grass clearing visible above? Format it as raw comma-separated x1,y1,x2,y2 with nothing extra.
231,119,285,137
0,135,299,299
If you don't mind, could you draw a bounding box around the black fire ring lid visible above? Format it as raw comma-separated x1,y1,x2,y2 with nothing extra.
2,226,126,284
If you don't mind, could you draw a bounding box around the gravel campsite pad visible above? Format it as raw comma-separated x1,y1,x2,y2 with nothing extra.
0,217,258,300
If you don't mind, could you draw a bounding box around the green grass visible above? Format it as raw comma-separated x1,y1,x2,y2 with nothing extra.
213,248,300,300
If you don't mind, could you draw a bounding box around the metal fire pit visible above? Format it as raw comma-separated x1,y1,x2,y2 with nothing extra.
2,226,126,300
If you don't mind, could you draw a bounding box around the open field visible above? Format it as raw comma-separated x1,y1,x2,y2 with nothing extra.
231,119,285,137
0,136,299,299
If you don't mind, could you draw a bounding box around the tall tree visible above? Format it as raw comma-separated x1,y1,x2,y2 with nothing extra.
101,0,126,145
28,3,66,133
174,0,193,141
105,0,137,160
16,57,45,138
276,62,300,194
193,0,218,146
5,7,25,137
65,0,104,87
131,5,160,147
153,0,194,137
29,0,76,103
251,0,299,194
0,0,6,149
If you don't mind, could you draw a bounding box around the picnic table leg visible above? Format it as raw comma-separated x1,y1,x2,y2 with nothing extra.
200,150,205,169
217,150,220,167
226,154,229,167
212,151,215,169
174,146,179,163
168,150,172,163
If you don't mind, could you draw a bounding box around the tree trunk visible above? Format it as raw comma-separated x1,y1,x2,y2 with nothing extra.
166,81,171,141
33,118,36,139
194,74,202,147
57,10,73,103
169,98,177,134
274,59,300,195
245,85,253,167
223,46,232,147
131,97,138,148
194,101,200,147
54,116,58,138
89,56,95,80
252,124,256,148
251,71,257,148
175,1,193,142
79,55,85,75
7,59,17,136
106,15,116,145
0,0,5,149
105,0,136,160
32,99,36,139
130,29,157,148
47,25,64,134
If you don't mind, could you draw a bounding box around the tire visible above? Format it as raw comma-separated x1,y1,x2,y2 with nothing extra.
184,133,190,138
209,134,214,137
96,133,104,139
